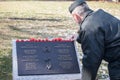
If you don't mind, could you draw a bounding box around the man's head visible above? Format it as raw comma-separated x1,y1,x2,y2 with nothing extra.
69,0,90,24
69,0,86,14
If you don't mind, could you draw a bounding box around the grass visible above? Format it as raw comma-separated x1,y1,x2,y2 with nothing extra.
0,1,120,80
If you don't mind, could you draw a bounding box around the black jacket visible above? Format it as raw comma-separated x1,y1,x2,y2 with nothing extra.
77,9,120,80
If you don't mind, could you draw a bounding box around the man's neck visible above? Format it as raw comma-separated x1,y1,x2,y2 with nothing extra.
82,9,93,22
78,9,93,26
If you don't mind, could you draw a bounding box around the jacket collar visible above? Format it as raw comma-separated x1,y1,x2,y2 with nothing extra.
79,9,93,28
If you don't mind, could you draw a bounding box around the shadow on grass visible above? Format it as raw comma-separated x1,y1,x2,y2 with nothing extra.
8,25,42,36
9,17,62,22
8,24,65,38
0,49,12,80
0,32,30,40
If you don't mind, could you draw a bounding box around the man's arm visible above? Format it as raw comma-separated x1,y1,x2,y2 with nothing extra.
70,29,80,40
77,23,105,80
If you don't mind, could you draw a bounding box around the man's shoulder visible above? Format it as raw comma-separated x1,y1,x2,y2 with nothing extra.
83,9,119,26
84,9,105,23
94,9,106,14
82,9,105,28
81,9,109,31
89,9,109,20
90,9,119,21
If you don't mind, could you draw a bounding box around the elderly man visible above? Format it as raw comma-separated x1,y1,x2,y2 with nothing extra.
69,0,120,80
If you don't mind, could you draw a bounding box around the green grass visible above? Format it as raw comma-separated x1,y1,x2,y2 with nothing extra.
0,1,120,80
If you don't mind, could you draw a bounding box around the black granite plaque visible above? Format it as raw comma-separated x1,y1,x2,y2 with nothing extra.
16,41,80,76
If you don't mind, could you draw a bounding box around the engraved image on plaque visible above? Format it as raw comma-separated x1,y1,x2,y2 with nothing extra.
43,46,51,53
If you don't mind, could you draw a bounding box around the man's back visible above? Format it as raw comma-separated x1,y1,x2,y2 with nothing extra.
81,9,120,80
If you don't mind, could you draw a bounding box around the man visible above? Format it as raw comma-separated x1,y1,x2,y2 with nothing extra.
69,0,120,80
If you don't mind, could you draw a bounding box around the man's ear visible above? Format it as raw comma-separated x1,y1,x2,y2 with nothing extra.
72,14,81,23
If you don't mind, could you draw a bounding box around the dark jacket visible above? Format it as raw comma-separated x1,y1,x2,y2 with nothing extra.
77,9,120,80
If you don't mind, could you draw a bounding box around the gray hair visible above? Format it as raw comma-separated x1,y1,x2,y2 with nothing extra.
72,3,90,16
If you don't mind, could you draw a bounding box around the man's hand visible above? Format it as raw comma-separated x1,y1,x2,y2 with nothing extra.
69,33,79,41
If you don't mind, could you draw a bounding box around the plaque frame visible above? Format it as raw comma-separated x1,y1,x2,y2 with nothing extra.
12,40,81,80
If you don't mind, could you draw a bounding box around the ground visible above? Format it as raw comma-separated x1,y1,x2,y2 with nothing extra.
0,1,120,80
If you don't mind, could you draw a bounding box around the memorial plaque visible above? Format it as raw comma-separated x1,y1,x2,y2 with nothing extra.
12,39,81,80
